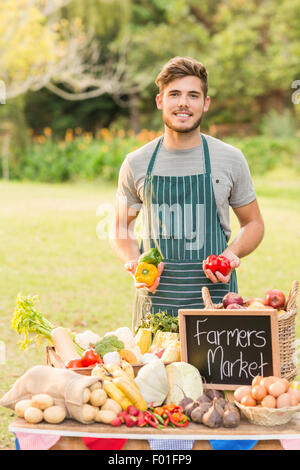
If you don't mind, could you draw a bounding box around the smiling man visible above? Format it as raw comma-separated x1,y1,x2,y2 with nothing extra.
111,56,264,321
110,55,264,451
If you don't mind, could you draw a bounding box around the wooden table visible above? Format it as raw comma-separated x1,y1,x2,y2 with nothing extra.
9,413,300,450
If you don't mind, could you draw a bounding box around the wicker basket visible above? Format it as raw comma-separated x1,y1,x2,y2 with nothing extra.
201,280,299,381
234,401,300,426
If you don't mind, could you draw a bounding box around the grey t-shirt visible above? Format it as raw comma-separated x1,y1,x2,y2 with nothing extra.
116,133,256,241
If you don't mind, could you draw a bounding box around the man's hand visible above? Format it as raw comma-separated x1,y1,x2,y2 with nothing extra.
202,249,240,284
124,260,164,293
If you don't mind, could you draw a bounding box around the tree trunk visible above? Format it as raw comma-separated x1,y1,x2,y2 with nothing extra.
129,93,141,135
257,89,286,115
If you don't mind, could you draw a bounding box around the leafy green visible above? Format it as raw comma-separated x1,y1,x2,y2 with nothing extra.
136,311,179,335
12,294,54,349
95,335,125,358
11,293,84,355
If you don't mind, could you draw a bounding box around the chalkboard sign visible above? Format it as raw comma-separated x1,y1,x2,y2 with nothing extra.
178,309,280,390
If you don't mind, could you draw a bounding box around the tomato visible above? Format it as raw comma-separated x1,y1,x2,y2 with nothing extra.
65,358,83,369
204,254,231,276
81,349,102,367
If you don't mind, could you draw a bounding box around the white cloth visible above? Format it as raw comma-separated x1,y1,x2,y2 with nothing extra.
148,439,194,450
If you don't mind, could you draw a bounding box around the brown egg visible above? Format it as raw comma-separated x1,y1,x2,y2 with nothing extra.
268,381,286,398
288,389,300,407
261,395,276,408
252,375,263,387
276,393,291,408
234,385,252,403
278,378,290,393
260,376,277,392
251,385,267,401
241,394,257,407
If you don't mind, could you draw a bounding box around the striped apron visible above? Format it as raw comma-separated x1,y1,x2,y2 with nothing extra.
134,133,237,326
136,133,257,451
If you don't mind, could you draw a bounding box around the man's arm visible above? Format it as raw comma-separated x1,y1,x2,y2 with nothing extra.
109,196,141,265
204,199,265,283
226,198,265,258
109,196,164,293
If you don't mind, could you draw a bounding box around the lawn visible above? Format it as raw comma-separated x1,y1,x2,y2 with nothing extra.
0,174,299,448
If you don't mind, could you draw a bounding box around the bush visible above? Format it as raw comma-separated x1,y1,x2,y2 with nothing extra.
227,136,300,175
6,128,300,182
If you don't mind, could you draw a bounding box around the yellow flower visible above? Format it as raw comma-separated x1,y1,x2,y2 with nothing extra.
75,127,82,135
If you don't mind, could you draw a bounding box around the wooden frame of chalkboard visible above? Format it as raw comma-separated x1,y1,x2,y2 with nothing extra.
178,309,280,390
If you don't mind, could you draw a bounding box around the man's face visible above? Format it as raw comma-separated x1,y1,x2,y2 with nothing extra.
156,76,210,133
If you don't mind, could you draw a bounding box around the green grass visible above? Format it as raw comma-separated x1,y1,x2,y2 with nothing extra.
0,175,299,448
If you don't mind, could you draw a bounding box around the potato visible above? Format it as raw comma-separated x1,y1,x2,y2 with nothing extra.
24,407,44,424
89,389,107,407
95,409,117,424
83,388,91,404
101,398,122,415
31,394,54,410
44,406,66,424
82,404,98,422
90,382,102,392
15,399,33,418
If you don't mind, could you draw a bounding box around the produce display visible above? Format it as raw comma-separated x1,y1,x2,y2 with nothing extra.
180,389,241,429
234,376,300,408
219,288,287,312
14,393,66,424
4,282,298,435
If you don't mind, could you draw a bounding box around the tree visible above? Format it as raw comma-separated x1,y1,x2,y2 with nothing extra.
0,0,152,103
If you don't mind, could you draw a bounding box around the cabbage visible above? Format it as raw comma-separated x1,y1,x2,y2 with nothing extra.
165,362,203,405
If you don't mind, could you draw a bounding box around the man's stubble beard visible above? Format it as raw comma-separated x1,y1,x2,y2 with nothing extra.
163,112,204,134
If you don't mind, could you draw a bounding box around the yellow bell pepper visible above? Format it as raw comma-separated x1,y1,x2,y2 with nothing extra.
135,262,158,287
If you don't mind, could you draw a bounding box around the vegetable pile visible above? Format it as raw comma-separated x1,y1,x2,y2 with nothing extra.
111,403,189,429
179,389,240,429
216,287,287,313
234,375,300,409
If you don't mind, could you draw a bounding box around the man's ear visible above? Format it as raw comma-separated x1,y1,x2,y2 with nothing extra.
203,95,210,113
155,93,163,110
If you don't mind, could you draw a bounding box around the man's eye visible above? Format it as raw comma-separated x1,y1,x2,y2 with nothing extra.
170,93,178,96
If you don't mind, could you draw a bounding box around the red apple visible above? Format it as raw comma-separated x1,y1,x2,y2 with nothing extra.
222,292,244,308
264,289,286,309
226,303,246,309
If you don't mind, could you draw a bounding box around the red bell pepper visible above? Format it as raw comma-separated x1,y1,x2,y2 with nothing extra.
81,349,102,367
65,358,83,369
204,254,231,276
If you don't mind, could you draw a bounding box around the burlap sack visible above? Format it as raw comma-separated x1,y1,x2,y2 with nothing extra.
0,365,103,424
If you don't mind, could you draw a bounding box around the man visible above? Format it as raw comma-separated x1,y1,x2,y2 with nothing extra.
110,56,264,450
111,56,264,321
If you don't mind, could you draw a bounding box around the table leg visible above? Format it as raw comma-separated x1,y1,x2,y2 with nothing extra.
122,439,150,450
252,440,284,450
50,437,89,450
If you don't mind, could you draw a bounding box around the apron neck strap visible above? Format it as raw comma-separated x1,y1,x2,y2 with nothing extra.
201,134,212,175
146,133,211,176
146,137,163,176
